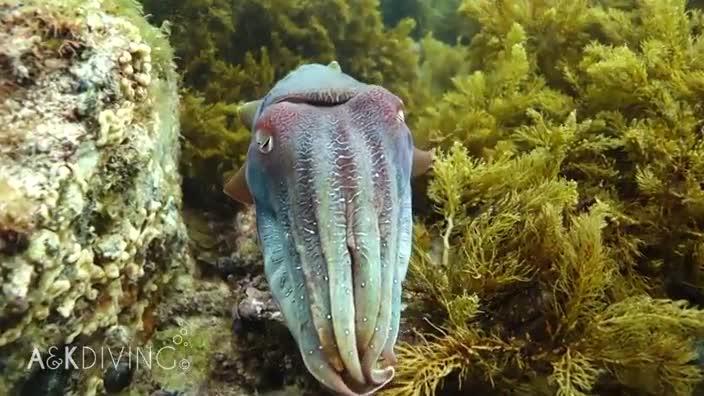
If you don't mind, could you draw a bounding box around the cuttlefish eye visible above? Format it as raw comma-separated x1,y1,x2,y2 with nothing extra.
256,129,273,153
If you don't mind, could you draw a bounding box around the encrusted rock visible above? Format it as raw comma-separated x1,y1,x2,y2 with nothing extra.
0,0,188,394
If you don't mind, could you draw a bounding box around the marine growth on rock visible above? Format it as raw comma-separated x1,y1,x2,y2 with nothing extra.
0,0,188,394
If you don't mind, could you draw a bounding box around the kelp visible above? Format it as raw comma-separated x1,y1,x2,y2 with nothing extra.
383,0,704,395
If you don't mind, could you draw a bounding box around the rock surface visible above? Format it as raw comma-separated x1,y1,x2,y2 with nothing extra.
0,0,189,393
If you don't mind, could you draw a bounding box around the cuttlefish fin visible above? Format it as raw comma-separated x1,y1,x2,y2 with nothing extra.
238,99,262,129
223,165,254,205
412,146,435,177
223,99,262,205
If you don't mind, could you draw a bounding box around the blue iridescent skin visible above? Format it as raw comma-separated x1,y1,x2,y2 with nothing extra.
224,61,433,395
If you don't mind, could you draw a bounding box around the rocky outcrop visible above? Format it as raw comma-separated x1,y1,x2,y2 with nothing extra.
0,0,189,393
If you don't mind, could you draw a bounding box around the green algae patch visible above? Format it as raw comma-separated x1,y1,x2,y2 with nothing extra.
141,316,231,393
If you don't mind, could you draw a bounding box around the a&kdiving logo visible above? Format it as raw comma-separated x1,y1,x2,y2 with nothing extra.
26,327,193,372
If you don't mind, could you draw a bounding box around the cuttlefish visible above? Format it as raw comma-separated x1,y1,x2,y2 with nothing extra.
223,60,433,395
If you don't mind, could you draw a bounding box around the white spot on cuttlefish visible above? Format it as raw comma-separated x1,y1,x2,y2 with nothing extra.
396,109,405,123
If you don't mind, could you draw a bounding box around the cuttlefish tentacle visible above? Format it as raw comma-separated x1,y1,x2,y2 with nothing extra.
383,177,413,366
287,104,351,377
223,61,434,395
322,117,369,385
343,87,403,384
344,114,384,377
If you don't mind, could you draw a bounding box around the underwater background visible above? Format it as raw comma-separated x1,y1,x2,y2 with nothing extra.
3,0,704,395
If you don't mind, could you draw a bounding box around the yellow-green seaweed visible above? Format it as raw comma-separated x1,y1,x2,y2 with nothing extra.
382,0,704,395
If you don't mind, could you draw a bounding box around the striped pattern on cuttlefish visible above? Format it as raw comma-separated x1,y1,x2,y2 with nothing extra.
223,60,433,395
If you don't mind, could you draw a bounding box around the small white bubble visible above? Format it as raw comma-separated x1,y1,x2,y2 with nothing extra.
172,335,182,345
324,276,329,281
309,350,314,355
345,329,350,335
327,314,332,320
393,278,398,284
363,317,368,322
318,345,323,350
180,328,188,336
361,282,366,288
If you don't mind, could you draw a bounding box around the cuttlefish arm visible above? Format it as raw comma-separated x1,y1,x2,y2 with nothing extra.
222,61,433,396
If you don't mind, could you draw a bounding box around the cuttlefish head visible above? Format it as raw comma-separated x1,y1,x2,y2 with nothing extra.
224,61,433,395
